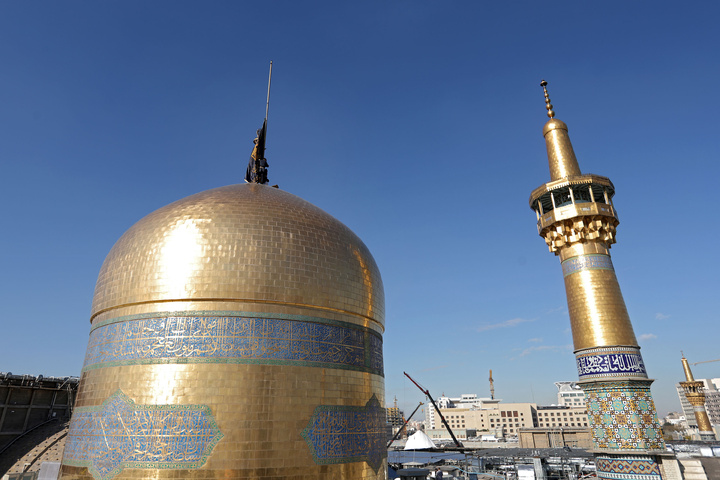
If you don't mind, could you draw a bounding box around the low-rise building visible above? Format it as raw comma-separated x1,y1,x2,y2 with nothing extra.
424,428,477,441
518,426,593,449
535,405,589,428
425,386,590,440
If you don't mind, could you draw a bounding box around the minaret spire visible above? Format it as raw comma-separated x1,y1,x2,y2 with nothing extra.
539,80,581,181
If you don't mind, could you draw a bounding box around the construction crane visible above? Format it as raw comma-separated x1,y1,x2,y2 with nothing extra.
692,359,720,366
489,369,495,400
403,371,463,448
387,401,423,448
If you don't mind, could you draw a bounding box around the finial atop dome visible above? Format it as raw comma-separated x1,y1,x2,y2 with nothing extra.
541,79,555,119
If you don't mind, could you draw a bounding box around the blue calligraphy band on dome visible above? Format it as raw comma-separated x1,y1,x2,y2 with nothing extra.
83,311,384,377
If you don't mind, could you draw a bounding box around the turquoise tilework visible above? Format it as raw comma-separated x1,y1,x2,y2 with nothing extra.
584,382,664,451
595,456,662,480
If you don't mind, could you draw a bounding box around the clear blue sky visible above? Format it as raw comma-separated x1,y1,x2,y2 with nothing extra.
2,1,719,419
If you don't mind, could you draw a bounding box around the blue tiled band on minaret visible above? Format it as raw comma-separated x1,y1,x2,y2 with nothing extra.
562,254,614,277
576,346,647,380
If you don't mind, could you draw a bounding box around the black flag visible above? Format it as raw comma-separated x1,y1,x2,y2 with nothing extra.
244,119,268,184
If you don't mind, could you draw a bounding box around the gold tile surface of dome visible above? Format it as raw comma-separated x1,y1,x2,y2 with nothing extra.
90,183,384,330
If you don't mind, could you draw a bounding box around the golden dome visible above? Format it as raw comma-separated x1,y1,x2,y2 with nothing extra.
90,183,384,329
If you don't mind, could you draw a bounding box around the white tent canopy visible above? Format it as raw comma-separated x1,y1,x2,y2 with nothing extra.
404,430,436,450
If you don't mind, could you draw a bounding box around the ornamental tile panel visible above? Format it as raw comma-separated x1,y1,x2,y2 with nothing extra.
301,395,387,471
595,456,662,480
63,390,222,480
584,384,664,451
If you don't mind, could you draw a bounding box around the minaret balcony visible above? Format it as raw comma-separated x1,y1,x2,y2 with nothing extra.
529,174,619,230
536,201,618,232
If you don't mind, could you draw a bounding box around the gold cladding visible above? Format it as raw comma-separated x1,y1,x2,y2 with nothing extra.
528,174,615,207
532,111,639,352
694,410,715,434
90,184,384,329
540,212,618,254
62,183,386,480
564,267,638,350
543,119,581,181
62,364,384,480
681,356,695,382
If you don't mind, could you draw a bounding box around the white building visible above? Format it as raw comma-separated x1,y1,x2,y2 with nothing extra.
425,394,499,429
555,381,586,407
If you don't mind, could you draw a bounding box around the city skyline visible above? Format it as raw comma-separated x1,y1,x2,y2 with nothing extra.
1,1,718,420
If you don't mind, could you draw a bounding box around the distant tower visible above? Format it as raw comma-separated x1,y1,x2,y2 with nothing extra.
529,81,666,479
680,354,717,441
489,370,495,400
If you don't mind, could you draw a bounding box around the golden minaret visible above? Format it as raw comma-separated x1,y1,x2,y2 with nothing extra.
529,81,667,479
680,354,717,441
